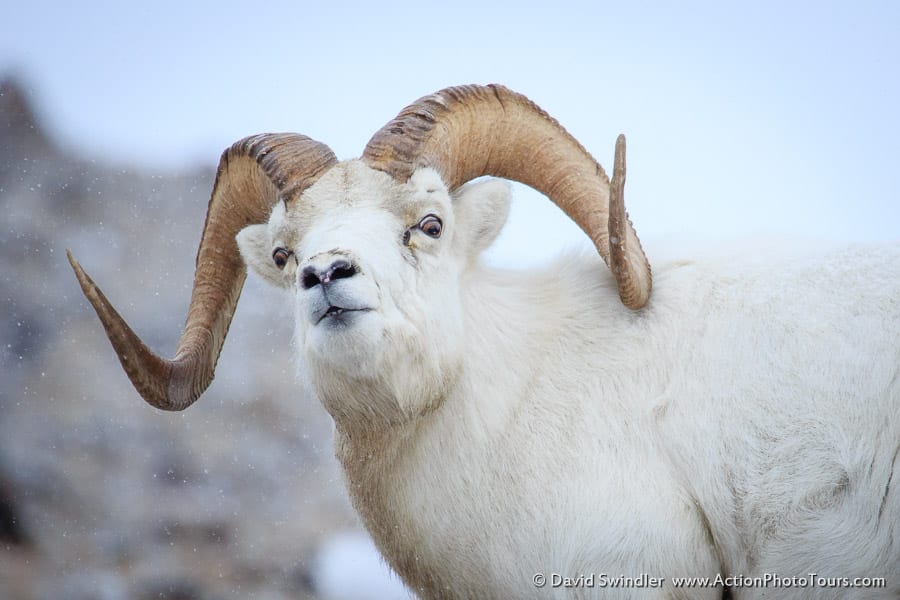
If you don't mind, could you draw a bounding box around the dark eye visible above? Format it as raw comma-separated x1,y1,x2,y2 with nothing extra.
418,215,442,238
272,247,292,270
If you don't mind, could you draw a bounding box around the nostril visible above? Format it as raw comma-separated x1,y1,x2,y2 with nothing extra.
301,258,357,289
329,259,356,282
301,266,321,290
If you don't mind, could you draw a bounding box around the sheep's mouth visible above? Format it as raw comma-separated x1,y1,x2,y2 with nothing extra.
316,305,371,325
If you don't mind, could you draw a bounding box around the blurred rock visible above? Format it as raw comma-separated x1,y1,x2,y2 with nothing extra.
0,469,30,547
0,76,403,599
0,77,53,165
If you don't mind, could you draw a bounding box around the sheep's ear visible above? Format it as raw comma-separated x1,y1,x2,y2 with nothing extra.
237,224,293,288
452,178,511,259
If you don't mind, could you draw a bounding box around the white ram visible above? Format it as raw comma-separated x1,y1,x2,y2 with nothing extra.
68,84,899,599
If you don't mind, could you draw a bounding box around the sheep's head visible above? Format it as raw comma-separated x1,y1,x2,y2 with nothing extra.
67,84,651,419
236,162,511,422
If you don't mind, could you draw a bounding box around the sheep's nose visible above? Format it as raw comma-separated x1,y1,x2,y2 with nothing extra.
301,258,356,290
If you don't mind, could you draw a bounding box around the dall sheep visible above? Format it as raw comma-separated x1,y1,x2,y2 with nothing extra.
68,84,899,599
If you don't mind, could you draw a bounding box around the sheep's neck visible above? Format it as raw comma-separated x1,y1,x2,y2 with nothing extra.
326,274,537,593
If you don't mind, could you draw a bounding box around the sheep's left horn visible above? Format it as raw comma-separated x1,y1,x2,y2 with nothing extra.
363,84,651,309
68,134,337,410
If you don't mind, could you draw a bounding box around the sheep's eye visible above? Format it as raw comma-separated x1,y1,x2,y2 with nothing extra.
272,247,292,270
418,215,442,238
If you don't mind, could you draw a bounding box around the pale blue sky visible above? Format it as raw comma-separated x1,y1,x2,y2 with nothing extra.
3,0,898,265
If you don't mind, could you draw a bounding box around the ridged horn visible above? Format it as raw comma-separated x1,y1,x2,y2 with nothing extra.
362,84,651,309
68,134,337,410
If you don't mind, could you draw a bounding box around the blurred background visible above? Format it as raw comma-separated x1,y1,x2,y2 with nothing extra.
1,1,898,599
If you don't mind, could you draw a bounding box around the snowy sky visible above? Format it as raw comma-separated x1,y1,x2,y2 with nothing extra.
2,0,898,266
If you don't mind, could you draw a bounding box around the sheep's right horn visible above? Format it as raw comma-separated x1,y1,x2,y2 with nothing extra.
68,134,337,410
363,84,651,309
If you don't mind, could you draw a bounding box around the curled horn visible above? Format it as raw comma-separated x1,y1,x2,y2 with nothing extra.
362,84,651,309
68,134,337,410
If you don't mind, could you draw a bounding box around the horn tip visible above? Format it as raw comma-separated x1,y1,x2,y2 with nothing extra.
65,247,78,270
66,248,94,295
614,134,626,168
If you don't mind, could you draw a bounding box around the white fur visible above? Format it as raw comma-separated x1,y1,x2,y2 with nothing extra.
238,161,900,599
